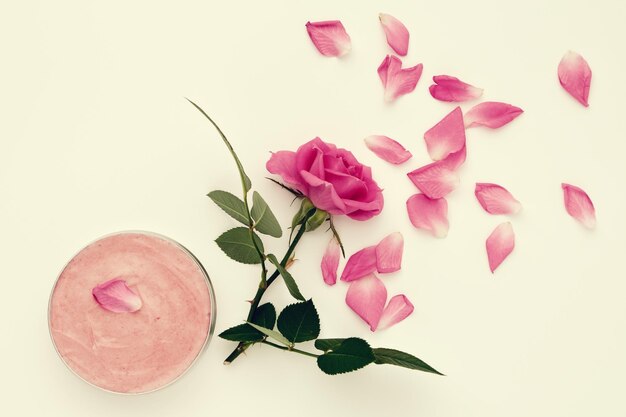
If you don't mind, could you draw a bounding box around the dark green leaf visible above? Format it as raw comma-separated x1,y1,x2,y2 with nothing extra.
187,98,251,192
266,254,305,301
215,227,264,264
277,299,320,343
218,323,263,342
373,348,444,375
246,322,292,347
252,303,277,329
316,338,375,375
251,191,282,237
208,190,249,225
314,338,346,352
218,303,276,342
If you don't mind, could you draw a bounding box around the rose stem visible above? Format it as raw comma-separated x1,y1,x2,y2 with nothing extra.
260,340,319,358
223,209,315,364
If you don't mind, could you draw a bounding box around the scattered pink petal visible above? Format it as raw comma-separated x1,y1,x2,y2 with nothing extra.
439,146,467,171
377,295,414,330
465,102,524,129
92,278,142,313
345,274,387,331
321,237,341,285
375,232,403,274
379,13,409,56
558,51,591,107
475,183,522,215
406,194,449,238
340,246,377,282
562,183,596,229
364,135,412,165
378,55,423,102
407,161,460,199
429,75,483,102
424,107,466,161
486,222,515,273
305,20,352,57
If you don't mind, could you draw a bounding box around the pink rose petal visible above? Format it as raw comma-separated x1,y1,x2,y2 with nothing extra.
306,20,352,57
379,13,409,56
407,161,460,199
321,237,341,285
558,51,591,107
377,295,414,330
92,278,142,313
465,102,524,129
345,274,387,331
429,75,483,102
406,194,449,238
439,146,467,171
486,222,515,273
375,232,403,273
562,183,596,229
340,245,378,282
364,135,412,165
475,183,522,215
378,55,423,102
424,107,466,161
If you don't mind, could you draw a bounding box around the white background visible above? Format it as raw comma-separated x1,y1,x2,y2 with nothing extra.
1,0,625,416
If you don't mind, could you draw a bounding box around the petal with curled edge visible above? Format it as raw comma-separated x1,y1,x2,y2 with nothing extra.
377,295,414,330
378,55,423,102
558,51,591,107
429,75,483,102
340,245,378,282
92,278,142,313
407,162,460,199
465,102,524,129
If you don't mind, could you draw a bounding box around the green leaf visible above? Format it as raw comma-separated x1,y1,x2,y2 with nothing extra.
246,322,293,347
316,338,375,375
314,338,346,352
277,299,320,343
218,303,277,342
251,191,282,237
208,190,249,225
266,254,305,301
215,227,264,264
252,303,277,329
372,348,444,375
218,323,263,342
187,98,251,192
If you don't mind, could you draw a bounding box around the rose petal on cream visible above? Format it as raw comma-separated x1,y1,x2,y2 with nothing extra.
424,107,466,161
378,55,423,102
439,146,467,171
377,295,414,330
345,274,388,331
92,278,142,313
486,222,515,273
475,183,522,215
379,13,409,56
375,232,403,273
429,75,483,102
406,194,449,238
558,51,592,107
407,162,460,199
464,102,524,129
364,135,412,165
340,245,378,282
562,183,596,229
321,237,341,285
306,20,352,57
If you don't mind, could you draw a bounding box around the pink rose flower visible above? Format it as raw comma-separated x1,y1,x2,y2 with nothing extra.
267,137,384,220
